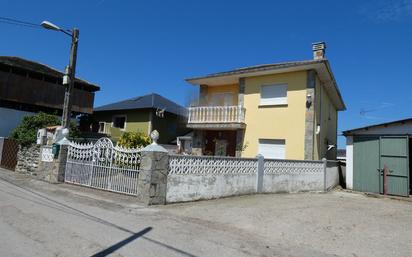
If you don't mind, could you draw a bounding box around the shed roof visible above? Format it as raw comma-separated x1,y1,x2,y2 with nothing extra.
0,56,100,92
343,118,412,136
94,93,186,116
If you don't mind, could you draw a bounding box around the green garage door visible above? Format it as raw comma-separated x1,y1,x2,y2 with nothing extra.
354,136,410,197
354,136,380,194
380,136,410,196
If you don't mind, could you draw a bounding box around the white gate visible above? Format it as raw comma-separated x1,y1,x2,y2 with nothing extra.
65,138,142,196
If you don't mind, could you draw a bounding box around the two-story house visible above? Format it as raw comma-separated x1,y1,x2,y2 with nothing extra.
186,42,345,160
93,93,188,144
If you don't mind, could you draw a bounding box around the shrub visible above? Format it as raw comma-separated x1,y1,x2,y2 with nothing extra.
10,112,60,146
10,112,82,146
117,132,151,148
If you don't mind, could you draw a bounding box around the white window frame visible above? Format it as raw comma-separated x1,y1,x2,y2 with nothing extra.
112,115,127,131
209,92,234,106
258,139,286,159
260,84,288,106
98,122,105,133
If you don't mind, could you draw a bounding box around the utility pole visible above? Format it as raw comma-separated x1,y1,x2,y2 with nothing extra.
61,28,79,128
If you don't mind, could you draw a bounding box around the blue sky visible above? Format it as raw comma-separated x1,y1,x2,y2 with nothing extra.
1,0,412,147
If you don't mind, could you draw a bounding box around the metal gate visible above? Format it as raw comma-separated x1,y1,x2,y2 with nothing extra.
65,138,142,196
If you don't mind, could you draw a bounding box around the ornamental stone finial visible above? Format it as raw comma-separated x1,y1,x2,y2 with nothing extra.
150,130,159,145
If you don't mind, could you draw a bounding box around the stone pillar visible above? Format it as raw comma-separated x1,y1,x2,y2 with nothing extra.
199,84,208,106
304,70,316,160
137,131,169,205
238,78,245,107
38,145,68,183
235,129,245,157
191,130,204,156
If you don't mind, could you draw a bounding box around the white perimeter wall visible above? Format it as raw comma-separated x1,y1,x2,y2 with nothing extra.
0,107,35,137
346,136,353,189
262,173,324,193
166,173,257,203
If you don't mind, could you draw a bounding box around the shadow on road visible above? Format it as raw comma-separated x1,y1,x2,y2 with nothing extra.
91,227,152,257
0,175,197,257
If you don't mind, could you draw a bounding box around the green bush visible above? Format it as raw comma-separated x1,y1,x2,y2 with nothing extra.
10,112,81,146
10,112,60,146
117,132,151,148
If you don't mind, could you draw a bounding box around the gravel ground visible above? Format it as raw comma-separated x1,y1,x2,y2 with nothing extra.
0,169,411,257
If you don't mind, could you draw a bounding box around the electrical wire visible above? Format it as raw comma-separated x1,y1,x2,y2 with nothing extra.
0,16,42,29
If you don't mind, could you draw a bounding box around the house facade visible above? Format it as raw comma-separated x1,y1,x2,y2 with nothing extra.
0,56,100,137
186,43,345,160
93,93,188,144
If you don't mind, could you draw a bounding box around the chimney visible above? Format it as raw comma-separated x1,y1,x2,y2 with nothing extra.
312,42,326,60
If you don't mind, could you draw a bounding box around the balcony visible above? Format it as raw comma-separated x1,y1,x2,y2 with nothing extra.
187,105,246,129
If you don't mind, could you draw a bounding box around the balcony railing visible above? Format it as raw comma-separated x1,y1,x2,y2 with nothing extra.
188,105,245,124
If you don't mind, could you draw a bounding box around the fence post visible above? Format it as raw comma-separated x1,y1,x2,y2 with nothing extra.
137,131,169,205
322,158,327,191
256,154,264,193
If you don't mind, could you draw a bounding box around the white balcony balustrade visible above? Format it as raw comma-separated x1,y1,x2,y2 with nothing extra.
188,106,245,124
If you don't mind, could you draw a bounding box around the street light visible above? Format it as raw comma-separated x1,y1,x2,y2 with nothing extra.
41,20,79,129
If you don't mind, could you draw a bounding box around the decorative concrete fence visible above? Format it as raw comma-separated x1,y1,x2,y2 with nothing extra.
166,155,340,203
32,132,341,205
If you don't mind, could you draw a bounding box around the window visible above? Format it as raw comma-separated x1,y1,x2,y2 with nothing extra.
209,92,234,106
98,122,105,133
112,115,126,130
258,139,286,159
260,84,287,106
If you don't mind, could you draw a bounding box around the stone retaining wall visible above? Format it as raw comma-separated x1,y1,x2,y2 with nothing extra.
15,144,41,176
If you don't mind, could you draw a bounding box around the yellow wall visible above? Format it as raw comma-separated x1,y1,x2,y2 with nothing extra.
314,75,338,160
94,110,150,141
205,84,239,105
241,71,307,159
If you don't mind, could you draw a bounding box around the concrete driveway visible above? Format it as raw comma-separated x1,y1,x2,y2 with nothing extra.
0,169,411,257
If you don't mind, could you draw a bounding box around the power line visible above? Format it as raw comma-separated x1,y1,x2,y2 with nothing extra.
0,16,42,29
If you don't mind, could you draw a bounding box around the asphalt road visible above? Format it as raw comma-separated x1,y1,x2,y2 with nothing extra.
0,170,411,257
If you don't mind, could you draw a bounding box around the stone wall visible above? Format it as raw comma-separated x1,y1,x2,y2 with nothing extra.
15,144,41,176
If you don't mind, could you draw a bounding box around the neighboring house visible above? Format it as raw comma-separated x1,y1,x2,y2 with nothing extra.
336,149,346,161
0,56,100,137
343,118,412,197
186,42,345,160
93,93,188,144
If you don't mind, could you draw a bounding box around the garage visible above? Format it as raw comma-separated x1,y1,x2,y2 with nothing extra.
344,118,412,197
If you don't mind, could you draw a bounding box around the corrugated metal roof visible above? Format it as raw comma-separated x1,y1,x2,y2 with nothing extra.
93,93,187,116
343,117,412,136
0,56,100,92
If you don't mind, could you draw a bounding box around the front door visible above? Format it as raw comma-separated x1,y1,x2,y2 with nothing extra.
379,136,409,196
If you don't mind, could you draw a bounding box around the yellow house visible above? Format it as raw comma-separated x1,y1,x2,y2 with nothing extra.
186,42,345,160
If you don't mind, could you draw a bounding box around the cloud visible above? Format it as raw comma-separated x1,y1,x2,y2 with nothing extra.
359,0,412,22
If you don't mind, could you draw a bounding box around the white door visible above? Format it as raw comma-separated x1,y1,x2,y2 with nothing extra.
258,139,286,159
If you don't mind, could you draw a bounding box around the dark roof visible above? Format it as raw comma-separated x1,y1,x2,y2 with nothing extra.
343,117,412,136
94,93,187,116
185,58,346,111
337,149,346,157
186,59,324,81
0,56,100,92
